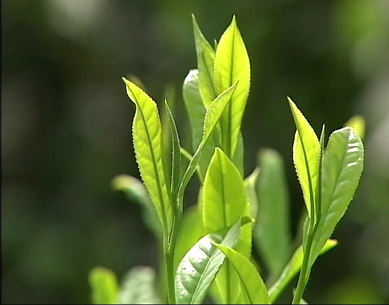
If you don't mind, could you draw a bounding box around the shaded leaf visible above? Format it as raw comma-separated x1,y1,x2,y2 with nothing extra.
255,148,291,280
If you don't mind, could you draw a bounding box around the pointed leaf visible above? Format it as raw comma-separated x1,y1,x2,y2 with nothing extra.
233,132,245,176
112,174,161,238
214,244,270,304
244,167,260,218
268,240,338,303
310,127,364,265
288,97,320,217
215,16,251,157
192,15,217,107
255,148,292,279
123,78,173,236
118,266,161,304
165,100,181,200
89,267,119,304
175,217,252,304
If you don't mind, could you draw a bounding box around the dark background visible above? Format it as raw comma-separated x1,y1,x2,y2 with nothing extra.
2,0,389,303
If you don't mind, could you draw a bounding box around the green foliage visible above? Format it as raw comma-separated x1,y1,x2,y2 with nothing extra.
89,267,119,304
89,14,365,305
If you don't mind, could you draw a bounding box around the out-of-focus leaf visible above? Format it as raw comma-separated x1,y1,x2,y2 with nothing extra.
89,267,119,304
345,115,365,140
255,148,291,280
288,98,320,218
215,15,251,158
123,78,173,237
214,244,270,304
175,217,252,304
309,127,364,266
112,174,161,238
119,266,161,304
268,240,338,303
244,166,260,218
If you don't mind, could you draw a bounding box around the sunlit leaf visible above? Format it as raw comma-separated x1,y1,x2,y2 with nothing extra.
309,127,364,266
215,15,251,158
214,244,270,304
89,267,119,304
268,240,338,303
192,14,217,107
123,78,173,237
244,166,260,219
118,266,161,304
288,97,320,218
175,217,252,304
255,148,291,280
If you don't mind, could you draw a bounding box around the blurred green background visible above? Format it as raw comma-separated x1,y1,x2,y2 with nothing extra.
2,0,389,303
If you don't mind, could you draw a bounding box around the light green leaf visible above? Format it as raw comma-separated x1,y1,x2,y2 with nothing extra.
213,244,270,304
345,115,365,140
215,15,250,158
202,148,252,304
123,78,173,236
192,14,217,107
112,174,161,238
202,148,249,232
179,81,238,195
165,100,181,201
309,127,364,266
255,148,291,280
175,217,252,304
89,267,119,304
174,205,205,272
288,97,320,218
244,166,260,219
268,239,338,303
118,266,161,304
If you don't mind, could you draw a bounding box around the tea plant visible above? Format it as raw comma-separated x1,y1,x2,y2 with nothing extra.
89,15,365,304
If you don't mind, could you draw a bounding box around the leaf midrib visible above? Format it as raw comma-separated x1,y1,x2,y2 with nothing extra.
130,87,169,235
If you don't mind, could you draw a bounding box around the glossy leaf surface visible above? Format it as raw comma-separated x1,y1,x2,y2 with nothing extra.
118,266,160,304
215,16,250,157
123,78,173,236
89,267,118,304
175,217,252,304
214,244,270,304
309,127,364,265
345,115,365,140
269,240,337,302
255,148,291,279
289,98,320,217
